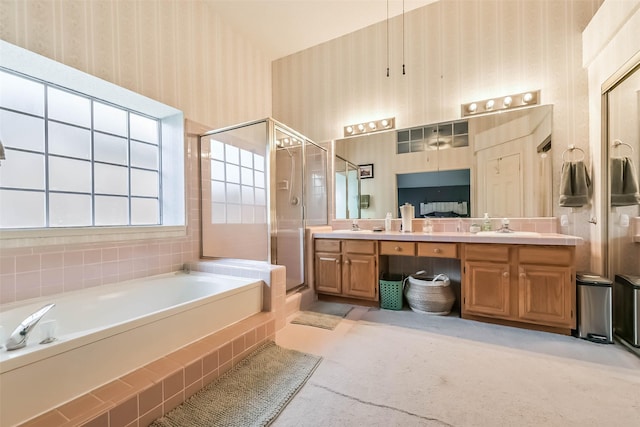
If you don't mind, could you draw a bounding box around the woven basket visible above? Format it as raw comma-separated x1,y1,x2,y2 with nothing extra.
404,273,455,315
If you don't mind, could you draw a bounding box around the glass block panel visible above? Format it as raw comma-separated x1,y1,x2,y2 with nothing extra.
226,183,240,204
410,141,426,152
255,188,266,206
48,122,91,159
254,206,267,223
93,101,127,136
48,87,91,128
438,123,453,137
131,141,159,170
95,195,128,226
225,145,239,165
211,180,226,203
241,167,253,185
131,197,159,225
254,171,265,188
0,189,45,228
130,113,158,144
253,153,265,171
453,134,469,148
0,109,45,151
49,156,91,192
0,150,45,190
410,127,423,141
397,142,410,154
226,204,241,223
454,121,468,135
226,163,240,183
211,160,225,180
241,185,254,204
49,193,91,227
211,202,226,223
240,149,253,167
397,130,410,143
210,139,224,160
130,169,158,197
0,70,44,116
94,132,128,165
95,163,128,195
241,205,254,223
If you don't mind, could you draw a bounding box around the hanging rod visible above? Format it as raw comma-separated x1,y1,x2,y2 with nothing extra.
561,144,585,162
611,139,634,154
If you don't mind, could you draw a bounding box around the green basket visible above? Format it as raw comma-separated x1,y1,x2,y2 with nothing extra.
379,274,404,310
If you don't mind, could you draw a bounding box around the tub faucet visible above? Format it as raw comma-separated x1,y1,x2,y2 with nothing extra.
5,303,55,351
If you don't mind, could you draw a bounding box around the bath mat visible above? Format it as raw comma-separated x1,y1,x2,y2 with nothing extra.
150,341,321,427
290,302,354,330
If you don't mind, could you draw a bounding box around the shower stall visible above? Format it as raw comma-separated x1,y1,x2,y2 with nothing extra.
199,118,328,291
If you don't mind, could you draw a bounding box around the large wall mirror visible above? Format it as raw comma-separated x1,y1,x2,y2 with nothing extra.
334,105,553,220
604,58,640,278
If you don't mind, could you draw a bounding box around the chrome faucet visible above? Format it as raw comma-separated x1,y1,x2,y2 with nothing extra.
496,218,514,233
5,303,55,351
351,219,360,231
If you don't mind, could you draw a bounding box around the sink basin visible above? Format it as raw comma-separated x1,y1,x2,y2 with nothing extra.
475,231,541,237
335,229,373,233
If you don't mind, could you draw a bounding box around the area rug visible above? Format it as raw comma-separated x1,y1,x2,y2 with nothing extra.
150,342,322,427
290,302,354,330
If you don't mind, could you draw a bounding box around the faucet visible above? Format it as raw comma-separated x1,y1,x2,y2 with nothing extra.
496,218,514,233
5,303,55,351
351,219,360,231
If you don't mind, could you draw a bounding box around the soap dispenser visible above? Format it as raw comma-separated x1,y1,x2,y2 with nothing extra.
482,213,492,231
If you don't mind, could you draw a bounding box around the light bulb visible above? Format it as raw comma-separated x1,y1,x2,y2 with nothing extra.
368,122,376,130
357,124,365,132
485,100,495,110
381,119,389,127
346,126,353,134
468,103,477,113
503,96,512,107
523,92,533,103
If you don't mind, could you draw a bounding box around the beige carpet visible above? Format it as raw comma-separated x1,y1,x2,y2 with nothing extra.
273,321,640,426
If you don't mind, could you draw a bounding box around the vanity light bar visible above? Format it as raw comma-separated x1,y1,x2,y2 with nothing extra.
461,90,540,117
344,117,395,137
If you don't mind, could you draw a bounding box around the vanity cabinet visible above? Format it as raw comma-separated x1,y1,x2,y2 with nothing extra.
314,239,378,301
462,244,575,333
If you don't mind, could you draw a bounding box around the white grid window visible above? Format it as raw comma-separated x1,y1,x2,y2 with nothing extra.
210,141,266,224
0,68,162,228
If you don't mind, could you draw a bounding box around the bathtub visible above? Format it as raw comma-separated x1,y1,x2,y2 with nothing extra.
0,271,263,427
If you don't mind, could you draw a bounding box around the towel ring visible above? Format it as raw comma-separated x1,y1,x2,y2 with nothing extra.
562,145,585,162
611,139,634,155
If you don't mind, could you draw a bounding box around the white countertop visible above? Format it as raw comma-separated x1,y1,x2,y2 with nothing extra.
313,230,583,246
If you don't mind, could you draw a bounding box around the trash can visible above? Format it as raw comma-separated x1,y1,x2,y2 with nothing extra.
379,273,404,310
576,273,613,344
614,274,640,348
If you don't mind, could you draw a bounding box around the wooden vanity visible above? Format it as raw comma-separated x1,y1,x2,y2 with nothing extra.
313,230,581,335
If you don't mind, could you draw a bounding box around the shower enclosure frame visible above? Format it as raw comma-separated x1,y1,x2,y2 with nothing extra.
198,118,328,291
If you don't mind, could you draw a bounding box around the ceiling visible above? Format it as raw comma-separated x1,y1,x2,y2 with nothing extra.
206,1,437,60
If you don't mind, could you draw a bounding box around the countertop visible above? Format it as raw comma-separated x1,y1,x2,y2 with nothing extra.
313,230,583,246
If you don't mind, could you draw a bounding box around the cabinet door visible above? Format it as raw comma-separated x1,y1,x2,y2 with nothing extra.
343,254,378,300
464,261,511,318
315,252,342,295
518,265,574,328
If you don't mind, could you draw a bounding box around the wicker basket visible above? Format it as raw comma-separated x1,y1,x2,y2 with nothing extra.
404,272,455,315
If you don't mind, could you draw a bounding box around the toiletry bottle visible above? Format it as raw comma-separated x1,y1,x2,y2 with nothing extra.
385,212,392,231
457,218,463,232
482,213,491,231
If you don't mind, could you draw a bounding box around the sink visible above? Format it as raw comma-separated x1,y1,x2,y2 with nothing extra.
475,231,541,237
335,229,373,233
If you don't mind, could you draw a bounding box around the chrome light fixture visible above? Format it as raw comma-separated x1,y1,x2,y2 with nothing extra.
461,90,540,117
344,117,395,137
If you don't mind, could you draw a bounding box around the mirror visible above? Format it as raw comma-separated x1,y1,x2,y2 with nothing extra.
334,155,360,219
334,105,553,219
605,61,640,277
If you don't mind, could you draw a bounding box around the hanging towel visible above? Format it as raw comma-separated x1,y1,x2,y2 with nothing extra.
559,160,591,207
611,157,640,206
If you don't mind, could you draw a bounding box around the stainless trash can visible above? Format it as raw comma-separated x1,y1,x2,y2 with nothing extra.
576,273,613,344
614,274,640,348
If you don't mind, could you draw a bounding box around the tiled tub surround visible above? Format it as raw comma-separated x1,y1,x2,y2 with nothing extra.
5,260,286,427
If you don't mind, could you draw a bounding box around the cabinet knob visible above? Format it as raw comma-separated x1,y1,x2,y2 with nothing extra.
335,259,340,264
344,260,351,265
433,248,441,254
394,246,401,251
519,273,526,279
503,271,509,278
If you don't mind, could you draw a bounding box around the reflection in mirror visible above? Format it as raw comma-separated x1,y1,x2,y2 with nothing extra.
397,169,470,218
606,62,640,277
334,155,360,219
334,105,553,219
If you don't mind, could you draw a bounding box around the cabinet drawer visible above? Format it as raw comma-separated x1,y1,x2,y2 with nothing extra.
417,242,458,259
518,246,573,266
315,239,341,253
344,240,376,255
464,244,510,262
380,241,416,256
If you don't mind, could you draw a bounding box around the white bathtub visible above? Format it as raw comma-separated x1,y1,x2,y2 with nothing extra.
0,271,263,427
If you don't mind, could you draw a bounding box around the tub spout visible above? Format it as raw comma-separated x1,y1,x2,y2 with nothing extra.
5,303,55,351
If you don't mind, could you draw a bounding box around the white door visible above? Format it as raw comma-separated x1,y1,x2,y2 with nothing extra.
479,151,523,218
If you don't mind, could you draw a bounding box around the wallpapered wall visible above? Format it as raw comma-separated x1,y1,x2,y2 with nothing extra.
272,0,603,271
0,0,272,304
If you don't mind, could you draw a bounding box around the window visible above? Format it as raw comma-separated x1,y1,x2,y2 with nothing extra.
209,139,266,224
396,119,469,154
0,68,162,228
